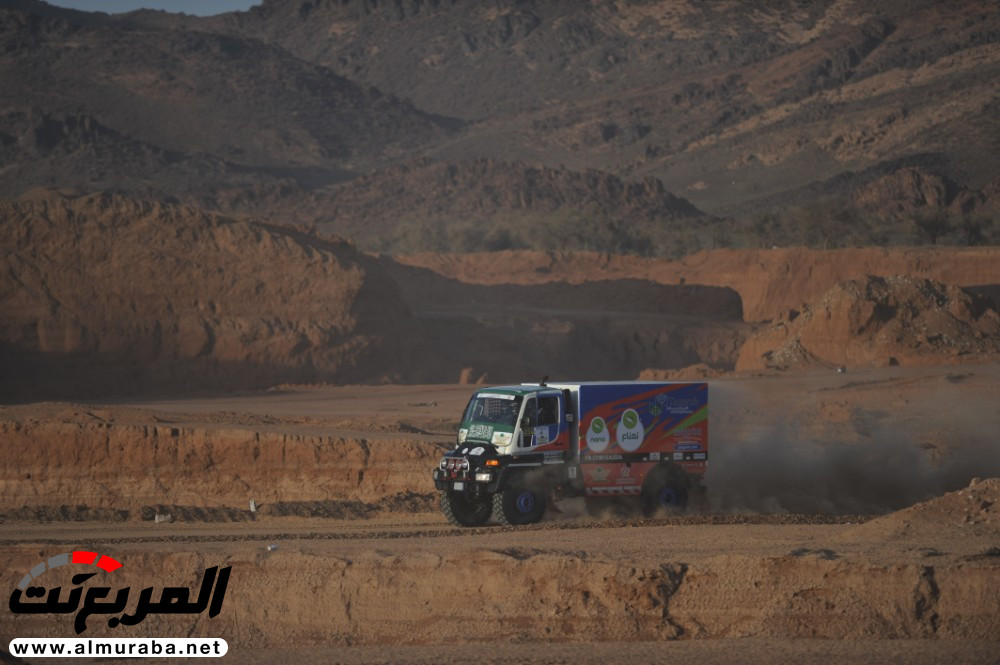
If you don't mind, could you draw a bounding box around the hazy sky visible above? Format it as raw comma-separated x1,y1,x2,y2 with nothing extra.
47,0,260,15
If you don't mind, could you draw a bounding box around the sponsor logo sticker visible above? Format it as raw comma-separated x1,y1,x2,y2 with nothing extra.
616,408,644,452
586,416,610,453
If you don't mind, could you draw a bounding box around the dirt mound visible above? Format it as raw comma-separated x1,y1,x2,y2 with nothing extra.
0,190,413,398
736,275,1000,370
845,478,1000,543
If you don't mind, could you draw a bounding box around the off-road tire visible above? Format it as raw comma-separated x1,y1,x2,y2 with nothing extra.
493,477,547,525
640,464,691,516
440,490,492,527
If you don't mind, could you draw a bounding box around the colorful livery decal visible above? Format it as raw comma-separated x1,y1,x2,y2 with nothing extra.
577,383,708,492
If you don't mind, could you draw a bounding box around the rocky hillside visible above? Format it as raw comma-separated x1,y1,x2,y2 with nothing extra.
0,0,996,253
0,190,413,398
311,158,705,253
184,0,1000,215
0,4,450,184
851,169,1000,220
736,275,1000,370
0,108,243,195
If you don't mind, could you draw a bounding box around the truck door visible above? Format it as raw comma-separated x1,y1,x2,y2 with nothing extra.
534,394,559,446
517,392,568,451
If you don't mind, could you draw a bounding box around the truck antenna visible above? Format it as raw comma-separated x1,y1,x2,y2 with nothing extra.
540,375,548,386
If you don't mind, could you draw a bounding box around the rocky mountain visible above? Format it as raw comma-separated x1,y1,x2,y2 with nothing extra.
0,0,998,253
170,0,1000,217
0,4,451,181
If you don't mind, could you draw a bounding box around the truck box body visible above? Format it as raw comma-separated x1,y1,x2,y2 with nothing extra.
550,382,708,496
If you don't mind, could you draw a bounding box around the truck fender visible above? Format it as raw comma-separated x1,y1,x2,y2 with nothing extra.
489,463,544,493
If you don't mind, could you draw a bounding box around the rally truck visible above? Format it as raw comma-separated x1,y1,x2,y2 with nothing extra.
432,381,708,526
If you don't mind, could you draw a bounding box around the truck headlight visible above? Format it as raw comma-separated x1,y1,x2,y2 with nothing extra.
475,472,492,482
491,431,511,445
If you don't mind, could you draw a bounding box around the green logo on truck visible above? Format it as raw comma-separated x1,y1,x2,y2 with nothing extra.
616,408,644,452
586,416,610,452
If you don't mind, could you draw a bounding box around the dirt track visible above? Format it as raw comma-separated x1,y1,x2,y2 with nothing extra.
3,367,1000,663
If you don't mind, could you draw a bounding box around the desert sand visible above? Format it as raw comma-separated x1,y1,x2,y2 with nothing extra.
2,364,999,663
4,196,1000,664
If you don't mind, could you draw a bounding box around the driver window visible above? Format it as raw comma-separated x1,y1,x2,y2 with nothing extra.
537,396,559,426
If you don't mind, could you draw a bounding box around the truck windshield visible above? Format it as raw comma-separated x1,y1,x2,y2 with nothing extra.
462,394,524,428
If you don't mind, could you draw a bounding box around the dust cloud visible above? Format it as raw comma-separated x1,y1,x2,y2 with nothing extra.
705,381,1000,515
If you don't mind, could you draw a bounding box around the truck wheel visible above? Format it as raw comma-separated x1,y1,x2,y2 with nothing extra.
493,479,547,525
641,464,690,516
440,491,492,527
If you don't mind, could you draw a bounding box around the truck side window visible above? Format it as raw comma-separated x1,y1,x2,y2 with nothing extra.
537,396,559,426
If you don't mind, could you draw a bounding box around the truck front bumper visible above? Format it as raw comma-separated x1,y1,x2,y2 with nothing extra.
433,468,497,493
